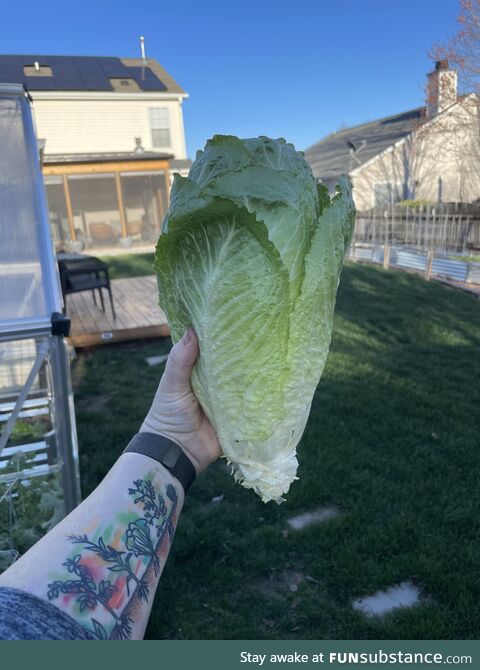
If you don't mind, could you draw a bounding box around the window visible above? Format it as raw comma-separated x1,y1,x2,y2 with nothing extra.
374,183,392,208
149,108,171,148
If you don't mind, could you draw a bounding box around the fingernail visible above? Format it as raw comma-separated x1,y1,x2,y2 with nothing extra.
181,328,192,346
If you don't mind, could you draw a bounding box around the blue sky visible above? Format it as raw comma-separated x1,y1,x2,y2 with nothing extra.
2,0,460,157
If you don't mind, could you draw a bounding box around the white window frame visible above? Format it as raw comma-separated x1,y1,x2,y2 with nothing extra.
149,107,171,148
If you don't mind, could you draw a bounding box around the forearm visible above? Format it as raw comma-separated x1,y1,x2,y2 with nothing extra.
0,452,184,640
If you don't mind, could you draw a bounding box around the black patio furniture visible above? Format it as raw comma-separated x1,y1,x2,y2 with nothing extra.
57,253,116,320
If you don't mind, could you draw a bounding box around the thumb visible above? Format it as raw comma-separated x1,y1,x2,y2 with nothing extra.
160,328,199,394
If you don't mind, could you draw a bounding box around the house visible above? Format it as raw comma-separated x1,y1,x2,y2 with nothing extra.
305,61,480,212
0,54,191,251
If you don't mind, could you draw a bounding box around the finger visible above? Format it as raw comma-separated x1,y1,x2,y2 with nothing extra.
160,328,199,394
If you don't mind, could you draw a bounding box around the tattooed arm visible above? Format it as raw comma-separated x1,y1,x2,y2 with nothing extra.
0,330,221,640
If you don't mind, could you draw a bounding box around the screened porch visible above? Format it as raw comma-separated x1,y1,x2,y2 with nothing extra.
43,153,171,253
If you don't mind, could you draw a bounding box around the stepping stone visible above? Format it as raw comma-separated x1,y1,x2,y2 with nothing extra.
352,580,421,617
146,353,169,367
287,506,340,530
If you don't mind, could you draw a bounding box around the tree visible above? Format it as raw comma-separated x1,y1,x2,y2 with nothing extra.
348,3,480,213
427,1,480,202
431,0,480,97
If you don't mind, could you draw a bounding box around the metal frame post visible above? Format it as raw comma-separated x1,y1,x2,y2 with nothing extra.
49,335,81,512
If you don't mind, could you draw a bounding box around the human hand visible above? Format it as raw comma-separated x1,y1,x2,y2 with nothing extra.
140,329,222,473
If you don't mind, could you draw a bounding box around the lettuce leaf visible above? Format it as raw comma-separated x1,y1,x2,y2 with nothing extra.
155,135,355,502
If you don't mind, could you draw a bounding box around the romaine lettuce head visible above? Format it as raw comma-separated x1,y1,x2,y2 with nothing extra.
154,135,355,502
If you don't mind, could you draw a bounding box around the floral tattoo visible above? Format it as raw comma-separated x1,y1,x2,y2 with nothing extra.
47,477,178,640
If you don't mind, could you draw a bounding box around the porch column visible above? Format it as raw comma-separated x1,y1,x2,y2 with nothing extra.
62,175,76,241
114,171,128,238
157,188,164,222
164,170,171,208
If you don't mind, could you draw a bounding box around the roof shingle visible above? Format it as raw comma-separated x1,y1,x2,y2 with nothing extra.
304,107,426,187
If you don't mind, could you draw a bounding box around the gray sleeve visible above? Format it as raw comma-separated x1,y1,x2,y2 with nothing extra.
0,587,91,640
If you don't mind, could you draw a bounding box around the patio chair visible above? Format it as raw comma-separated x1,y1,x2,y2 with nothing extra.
57,254,116,320
88,222,119,244
127,220,144,240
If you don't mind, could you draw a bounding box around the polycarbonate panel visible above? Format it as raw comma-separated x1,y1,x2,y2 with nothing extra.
0,338,41,398
0,89,60,327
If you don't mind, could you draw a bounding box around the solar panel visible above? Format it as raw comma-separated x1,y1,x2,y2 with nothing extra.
0,56,24,84
128,66,166,91
24,77,55,90
80,75,112,90
21,55,50,66
73,58,112,91
0,55,168,92
98,57,130,78
47,57,84,90
53,64,84,90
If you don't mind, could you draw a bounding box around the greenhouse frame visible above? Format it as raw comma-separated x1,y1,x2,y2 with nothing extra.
0,83,81,568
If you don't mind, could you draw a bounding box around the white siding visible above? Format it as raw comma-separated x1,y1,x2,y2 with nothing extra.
33,96,187,158
352,97,480,211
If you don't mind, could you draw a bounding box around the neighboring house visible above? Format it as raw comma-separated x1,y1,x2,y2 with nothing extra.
305,61,480,212
0,54,191,250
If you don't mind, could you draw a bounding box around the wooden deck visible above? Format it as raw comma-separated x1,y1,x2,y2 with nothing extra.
66,275,170,347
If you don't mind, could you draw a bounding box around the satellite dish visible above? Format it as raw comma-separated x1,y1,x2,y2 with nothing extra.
347,140,367,169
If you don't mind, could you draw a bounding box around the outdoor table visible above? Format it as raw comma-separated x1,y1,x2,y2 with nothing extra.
57,253,116,320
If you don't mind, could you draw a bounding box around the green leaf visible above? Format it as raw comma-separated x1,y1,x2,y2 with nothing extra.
155,136,355,502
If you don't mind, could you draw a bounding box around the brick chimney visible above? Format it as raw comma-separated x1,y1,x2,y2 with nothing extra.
426,60,458,117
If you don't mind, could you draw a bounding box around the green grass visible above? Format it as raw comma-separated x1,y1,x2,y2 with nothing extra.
72,263,480,639
99,252,155,279
447,254,480,264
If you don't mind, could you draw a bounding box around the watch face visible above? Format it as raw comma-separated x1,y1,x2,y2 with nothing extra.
161,442,181,468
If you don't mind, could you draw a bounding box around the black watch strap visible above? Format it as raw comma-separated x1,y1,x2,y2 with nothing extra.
122,432,196,493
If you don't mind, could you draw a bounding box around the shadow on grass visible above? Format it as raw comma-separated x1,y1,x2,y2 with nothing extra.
73,264,480,640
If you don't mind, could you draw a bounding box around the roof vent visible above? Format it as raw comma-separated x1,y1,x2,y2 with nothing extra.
134,137,145,154
109,77,140,92
23,63,53,77
140,36,146,61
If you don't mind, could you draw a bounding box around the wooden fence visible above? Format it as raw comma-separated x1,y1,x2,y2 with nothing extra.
354,203,480,254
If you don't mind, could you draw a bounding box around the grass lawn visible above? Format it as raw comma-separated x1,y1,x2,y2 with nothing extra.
72,263,480,639
447,254,480,264
99,252,155,279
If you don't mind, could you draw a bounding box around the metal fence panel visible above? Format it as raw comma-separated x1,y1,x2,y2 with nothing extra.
431,258,469,282
466,263,480,284
392,249,428,272
350,243,479,287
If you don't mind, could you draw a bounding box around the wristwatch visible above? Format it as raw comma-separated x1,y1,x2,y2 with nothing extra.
122,432,196,494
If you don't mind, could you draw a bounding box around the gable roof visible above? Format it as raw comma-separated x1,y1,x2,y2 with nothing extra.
304,107,426,186
0,55,186,95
